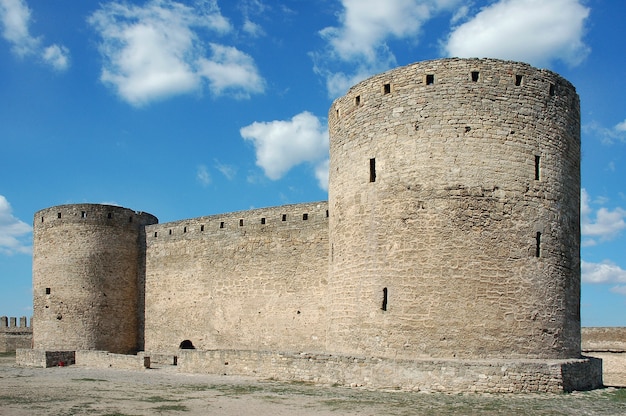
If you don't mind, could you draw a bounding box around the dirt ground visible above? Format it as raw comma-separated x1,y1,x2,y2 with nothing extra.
1,352,625,416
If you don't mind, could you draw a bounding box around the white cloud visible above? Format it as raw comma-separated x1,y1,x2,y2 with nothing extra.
581,189,626,246
196,165,211,186
615,119,626,133
611,286,626,296
240,111,329,188
197,43,265,98
0,0,70,70
314,158,330,191
89,0,264,106
444,0,590,67
214,160,237,180
582,260,626,285
315,0,461,97
0,195,32,255
42,44,70,71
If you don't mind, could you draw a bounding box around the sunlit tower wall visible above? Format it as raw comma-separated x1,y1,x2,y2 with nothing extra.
327,58,581,360
33,204,158,353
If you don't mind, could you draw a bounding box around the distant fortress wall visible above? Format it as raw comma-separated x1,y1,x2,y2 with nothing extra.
0,316,32,352
143,202,329,353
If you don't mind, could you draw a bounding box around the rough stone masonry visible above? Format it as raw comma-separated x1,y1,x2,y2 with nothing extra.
24,58,602,392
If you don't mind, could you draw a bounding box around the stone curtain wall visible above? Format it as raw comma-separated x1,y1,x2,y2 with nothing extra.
32,204,158,354
582,327,626,387
144,202,329,353
327,58,581,360
0,316,32,352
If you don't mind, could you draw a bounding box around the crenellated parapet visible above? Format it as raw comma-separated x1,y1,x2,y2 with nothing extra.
0,316,32,352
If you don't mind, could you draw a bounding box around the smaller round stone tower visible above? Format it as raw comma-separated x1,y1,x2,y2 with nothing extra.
32,204,158,353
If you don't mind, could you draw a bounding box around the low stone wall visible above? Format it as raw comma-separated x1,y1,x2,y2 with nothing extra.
0,316,32,352
177,350,602,393
582,327,626,387
16,349,75,367
75,350,150,370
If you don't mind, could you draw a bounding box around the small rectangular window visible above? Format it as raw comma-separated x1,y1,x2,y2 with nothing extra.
45,288,51,295
200,225,204,231
183,226,187,233
326,210,329,218
169,229,172,235
471,71,479,82
369,158,376,183
383,83,391,94
282,214,287,221
381,287,388,311
303,213,308,220
154,232,158,238
261,217,266,224
426,74,434,85
535,232,542,258
549,83,556,96
57,212,61,219
535,155,541,180
239,219,244,226
107,213,112,219
81,211,87,218
220,222,224,229
355,95,361,106
515,74,523,86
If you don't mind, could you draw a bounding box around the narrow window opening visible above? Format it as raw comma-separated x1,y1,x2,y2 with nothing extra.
261,217,266,224
57,212,61,219
220,222,224,229
183,226,187,233
239,219,244,226
336,108,339,118
282,214,287,221
154,232,158,238
45,288,51,295
355,95,361,106
381,287,388,311
107,213,112,219
471,71,479,82
41,216,44,223
369,158,376,183
200,225,204,231
383,83,391,94
515,74,523,86
549,83,555,96
535,155,541,180
535,232,542,258
426,74,434,85
326,210,329,218
129,216,133,223
303,213,308,220
81,211,87,218
169,229,172,235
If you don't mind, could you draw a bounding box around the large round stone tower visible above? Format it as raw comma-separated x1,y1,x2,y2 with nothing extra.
33,204,158,353
327,58,581,360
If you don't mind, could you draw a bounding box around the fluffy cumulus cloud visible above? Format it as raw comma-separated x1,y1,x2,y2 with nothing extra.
240,111,329,190
315,0,461,97
581,189,626,246
443,0,590,67
0,195,31,255
582,260,626,296
0,0,69,70
88,0,264,106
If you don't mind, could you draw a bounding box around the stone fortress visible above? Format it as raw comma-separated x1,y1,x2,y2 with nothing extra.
20,58,608,392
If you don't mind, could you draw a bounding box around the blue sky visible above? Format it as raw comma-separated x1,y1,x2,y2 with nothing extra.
0,0,624,327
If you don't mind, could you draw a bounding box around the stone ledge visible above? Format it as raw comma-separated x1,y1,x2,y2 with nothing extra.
175,349,603,393
16,349,75,368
